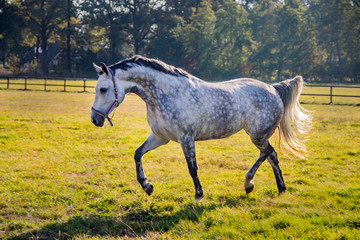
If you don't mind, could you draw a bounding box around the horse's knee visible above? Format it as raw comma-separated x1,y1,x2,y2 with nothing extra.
264,143,274,156
134,146,147,184
134,146,144,162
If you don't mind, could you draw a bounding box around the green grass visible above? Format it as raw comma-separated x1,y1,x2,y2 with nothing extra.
0,90,359,239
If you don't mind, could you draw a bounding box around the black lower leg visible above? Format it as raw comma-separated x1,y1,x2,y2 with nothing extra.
133,133,169,196
188,161,203,200
245,143,274,194
181,136,203,200
246,144,274,180
134,145,154,195
268,151,286,193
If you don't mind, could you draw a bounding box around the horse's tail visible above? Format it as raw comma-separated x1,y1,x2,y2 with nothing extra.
272,76,312,158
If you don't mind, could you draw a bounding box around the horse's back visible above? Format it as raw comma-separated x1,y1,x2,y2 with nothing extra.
191,78,283,140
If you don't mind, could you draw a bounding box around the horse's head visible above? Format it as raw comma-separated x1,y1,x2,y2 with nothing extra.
91,63,126,127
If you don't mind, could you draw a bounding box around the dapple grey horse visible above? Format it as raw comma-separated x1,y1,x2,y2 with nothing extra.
91,55,312,200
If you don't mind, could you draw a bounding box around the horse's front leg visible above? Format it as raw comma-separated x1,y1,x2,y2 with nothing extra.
180,135,204,200
134,132,169,196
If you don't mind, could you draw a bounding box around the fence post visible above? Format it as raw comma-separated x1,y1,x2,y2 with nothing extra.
64,78,66,92
44,78,47,91
7,77,9,89
83,79,86,92
24,77,27,90
330,86,333,104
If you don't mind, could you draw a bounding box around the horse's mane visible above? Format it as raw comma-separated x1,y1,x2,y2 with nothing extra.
110,55,191,78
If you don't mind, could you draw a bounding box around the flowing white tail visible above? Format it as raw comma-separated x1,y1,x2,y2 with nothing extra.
273,76,313,158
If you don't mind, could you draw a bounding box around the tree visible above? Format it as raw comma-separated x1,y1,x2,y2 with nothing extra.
20,0,66,75
81,0,128,62
147,0,210,70
1,0,358,82
65,0,73,75
310,0,360,82
247,0,281,79
172,0,216,78
121,0,165,55
274,0,309,79
247,0,314,80
0,0,28,71
212,0,254,79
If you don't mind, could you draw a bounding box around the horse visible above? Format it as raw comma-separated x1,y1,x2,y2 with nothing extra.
91,55,312,200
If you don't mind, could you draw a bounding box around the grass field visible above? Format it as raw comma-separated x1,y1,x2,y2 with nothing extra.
0,89,359,239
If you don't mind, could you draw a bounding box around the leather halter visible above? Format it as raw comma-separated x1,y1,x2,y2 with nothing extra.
91,68,119,126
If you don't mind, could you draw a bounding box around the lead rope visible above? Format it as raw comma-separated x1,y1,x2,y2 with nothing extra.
107,107,117,126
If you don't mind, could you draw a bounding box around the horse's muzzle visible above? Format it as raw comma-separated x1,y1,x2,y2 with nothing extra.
91,111,105,127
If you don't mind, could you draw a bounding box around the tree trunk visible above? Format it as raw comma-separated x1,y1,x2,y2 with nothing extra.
39,0,48,75
40,28,48,75
35,36,40,70
66,0,72,75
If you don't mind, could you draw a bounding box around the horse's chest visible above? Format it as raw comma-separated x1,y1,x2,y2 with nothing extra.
146,107,181,141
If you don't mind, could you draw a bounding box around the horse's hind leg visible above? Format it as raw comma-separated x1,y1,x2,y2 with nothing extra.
180,135,203,201
267,151,287,193
244,140,274,194
134,132,169,196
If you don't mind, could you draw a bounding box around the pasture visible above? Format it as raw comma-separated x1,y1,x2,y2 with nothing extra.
0,89,359,239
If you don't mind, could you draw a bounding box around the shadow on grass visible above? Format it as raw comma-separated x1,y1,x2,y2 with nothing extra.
9,195,254,239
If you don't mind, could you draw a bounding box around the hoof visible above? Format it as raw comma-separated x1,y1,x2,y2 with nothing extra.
143,183,154,196
245,177,254,194
195,189,204,201
245,183,254,194
278,186,287,194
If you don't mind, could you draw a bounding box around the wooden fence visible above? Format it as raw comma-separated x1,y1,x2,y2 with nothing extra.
1,77,360,104
301,84,360,104
0,76,96,92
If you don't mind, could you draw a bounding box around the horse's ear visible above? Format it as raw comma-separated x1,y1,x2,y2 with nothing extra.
93,63,102,75
100,62,109,76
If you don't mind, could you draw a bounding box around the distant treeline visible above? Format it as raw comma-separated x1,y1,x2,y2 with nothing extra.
1,0,359,82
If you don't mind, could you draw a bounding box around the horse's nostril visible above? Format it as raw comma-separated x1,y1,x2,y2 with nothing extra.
91,117,97,125
91,114,105,127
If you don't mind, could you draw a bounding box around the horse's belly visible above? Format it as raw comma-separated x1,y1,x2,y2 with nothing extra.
194,117,245,141
147,99,246,142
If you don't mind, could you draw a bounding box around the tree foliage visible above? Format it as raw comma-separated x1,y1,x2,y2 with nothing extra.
0,0,359,82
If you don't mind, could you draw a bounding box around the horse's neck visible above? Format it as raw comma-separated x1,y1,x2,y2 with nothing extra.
124,66,187,93
122,66,205,107
126,85,155,107
121,66,171,106
125,66,181,85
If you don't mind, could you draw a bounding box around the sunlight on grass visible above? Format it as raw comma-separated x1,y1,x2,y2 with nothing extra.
0,90,359,239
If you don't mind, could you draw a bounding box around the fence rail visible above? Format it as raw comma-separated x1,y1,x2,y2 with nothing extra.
301,84,360,104
0,76,96,92
1,77,360,104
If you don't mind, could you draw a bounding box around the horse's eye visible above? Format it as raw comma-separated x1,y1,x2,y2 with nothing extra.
100,88,107,94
